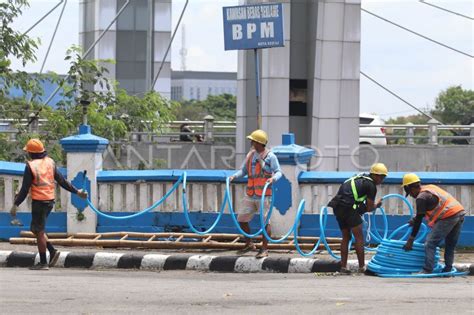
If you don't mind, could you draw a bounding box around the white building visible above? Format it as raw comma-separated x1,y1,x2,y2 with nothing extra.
79,0,172,97
171,71,237,101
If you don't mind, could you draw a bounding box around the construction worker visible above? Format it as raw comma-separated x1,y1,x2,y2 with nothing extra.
9,139,88,270
229,129,282,258
328,163,388,274
402,173,465,273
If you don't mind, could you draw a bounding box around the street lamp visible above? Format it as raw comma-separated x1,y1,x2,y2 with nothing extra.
80,99,90,126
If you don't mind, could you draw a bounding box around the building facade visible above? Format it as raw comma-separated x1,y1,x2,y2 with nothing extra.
171,71,237,101
237,0,361,171
79,0,172,97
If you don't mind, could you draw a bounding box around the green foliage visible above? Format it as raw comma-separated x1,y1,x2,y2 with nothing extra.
57,45,115,108
173,94,236,121
432,86,474,125
0,0,42,98
385,86,473,144
385,114,429,125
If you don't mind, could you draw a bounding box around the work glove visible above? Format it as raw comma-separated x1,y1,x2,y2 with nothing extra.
77,189,88,200
9,204,18,217
375,199,383,209
356,203,367,216
403,237,414,251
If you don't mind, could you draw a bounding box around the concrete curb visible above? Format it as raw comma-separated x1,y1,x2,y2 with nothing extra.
0,250,340,273
1,250,472,275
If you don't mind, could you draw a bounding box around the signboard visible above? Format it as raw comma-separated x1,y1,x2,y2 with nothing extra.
222,3,284,51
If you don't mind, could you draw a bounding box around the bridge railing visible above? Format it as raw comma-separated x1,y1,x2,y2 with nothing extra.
0,161,68,213
2,117,473,145
1,161,472,216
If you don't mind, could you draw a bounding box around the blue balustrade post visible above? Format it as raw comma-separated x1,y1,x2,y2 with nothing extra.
271,133,315,235
60,125,109,233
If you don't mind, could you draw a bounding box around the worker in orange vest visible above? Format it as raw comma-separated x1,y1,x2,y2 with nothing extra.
402,173,466,273
9,139,88,270
229,130,282,258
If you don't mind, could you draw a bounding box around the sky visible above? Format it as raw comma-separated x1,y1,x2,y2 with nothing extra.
9,0,474,120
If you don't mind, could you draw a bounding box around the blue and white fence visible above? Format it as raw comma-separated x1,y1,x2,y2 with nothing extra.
1,160,473,244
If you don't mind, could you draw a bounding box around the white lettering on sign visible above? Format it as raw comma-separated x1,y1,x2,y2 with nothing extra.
260,4,279,18
232,24,243,40
246,6,261,19
247,23,257,39
260,22,274,38
226,7,247,21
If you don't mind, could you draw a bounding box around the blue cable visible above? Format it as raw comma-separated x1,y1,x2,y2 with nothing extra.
82,171,468,277
83,173,184,220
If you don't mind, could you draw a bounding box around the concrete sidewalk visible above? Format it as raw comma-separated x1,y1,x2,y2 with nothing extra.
1,242,473,274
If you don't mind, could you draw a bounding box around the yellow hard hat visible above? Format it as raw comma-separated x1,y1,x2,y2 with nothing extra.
23,138,45,153
247,129,268,145
402,173,420,187
370,163,388,176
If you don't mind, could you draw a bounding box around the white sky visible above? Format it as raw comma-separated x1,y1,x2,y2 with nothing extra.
9,0,474,120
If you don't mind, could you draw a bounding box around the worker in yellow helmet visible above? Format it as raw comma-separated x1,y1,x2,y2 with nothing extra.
327,163,388,274
402,173,465,274
10,139,88,270
229,130,282,258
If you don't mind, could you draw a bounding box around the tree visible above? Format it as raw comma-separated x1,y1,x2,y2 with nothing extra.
0,0,43,100
432,86,474,125
385,86,473,144
173,94,236,121
1,47,176,164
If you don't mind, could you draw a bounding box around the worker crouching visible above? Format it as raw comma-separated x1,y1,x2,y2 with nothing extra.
328,163,388,274
402,173,465,274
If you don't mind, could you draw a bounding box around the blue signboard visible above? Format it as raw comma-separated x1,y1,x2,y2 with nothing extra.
222,3,284,51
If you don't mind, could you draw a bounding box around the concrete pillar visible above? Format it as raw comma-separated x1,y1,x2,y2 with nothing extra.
236,0,291,167
406,122,415,145
203,115,214,143
428,119,439,146
470,123,474,145
271,133,314,236
310,0,361,171
60,125,108,233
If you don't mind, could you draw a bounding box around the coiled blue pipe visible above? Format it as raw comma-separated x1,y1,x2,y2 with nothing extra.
83,171,468,277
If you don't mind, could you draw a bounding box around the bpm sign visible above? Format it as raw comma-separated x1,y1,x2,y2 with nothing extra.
222,3,284,51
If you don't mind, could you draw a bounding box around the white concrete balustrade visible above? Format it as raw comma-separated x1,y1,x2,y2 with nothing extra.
0,175,68,213
1,173,472,216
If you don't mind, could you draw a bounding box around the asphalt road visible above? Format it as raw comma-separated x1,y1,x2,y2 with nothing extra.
0,268,473,314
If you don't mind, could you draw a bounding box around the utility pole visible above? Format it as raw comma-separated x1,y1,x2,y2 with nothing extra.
179,24,188,71
146,0,155,91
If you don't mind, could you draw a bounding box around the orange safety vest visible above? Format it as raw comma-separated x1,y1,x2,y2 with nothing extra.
28,157,56,201
246,151,273,197
420,184,464,227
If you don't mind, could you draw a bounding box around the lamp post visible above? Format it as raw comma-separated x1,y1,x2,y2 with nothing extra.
80,99,90,126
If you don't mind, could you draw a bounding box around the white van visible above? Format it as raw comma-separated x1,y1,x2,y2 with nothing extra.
359,114,387,145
